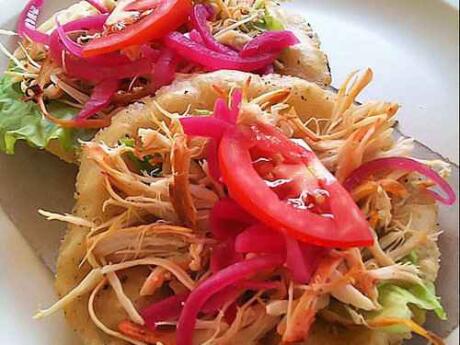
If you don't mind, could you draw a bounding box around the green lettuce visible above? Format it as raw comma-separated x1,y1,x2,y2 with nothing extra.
119,137,162,176
368,282,447,333
253,0,285,31
0,75,94,155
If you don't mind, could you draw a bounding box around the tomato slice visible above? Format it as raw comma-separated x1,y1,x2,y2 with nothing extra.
83,0,192,57
218,124,373,248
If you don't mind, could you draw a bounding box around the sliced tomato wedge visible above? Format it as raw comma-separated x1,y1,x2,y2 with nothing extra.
83,0,192,57
218,123,373,248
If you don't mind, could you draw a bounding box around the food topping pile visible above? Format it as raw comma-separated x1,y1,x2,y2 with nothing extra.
1,0,298,154
36,71,455,345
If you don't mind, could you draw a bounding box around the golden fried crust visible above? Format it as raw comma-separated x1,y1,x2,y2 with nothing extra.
271,6,332,87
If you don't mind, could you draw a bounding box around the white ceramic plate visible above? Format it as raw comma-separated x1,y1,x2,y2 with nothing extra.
0,1,458,344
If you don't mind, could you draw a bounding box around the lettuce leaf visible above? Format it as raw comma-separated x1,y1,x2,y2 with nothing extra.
253,0,285,31
368,282,447,333
119,137,162,176
0,75,94,155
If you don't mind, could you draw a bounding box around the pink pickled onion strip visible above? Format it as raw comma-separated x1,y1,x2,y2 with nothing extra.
343,157,456,206
210,238,242,274
201,285,242,314
141,45,161,61
210,198,255,240
164,32,278,72
202,280,281,314
213,98,231,122
228,90,242,123
191,4,237,55
235,224,285,254
176,255,284,345
153,47,179,89
17,0,50,45
49,14,131,65
189,29,204,44
239,280,282,291
285,237,308,283
76,79,119,120
180,117,229,140
141,292,190,330
56,19,84,57
180,98,236,181
49,18,153,82
64,54,153,82
285,237,324,284
207,140,221,182
86,0,109,13
240,30,300,58
49,15,109,64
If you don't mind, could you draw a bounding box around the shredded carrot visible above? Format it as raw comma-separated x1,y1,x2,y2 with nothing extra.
241,76,252,103
414,180,437,189
352,179,408,202
212,84,228,99
38,96,111,129
283,255,344,342
368,210,380,229
379,179,409,198
118,320,176,345
251,89,291,108
286,110,320,143
352,181,378,202
367,318,445,345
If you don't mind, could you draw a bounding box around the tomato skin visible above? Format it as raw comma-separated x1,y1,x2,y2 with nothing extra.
83,0,192,57
218,126,373,248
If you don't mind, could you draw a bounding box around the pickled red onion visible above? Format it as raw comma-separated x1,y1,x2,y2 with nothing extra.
49,14,155,82
235,224,285,254
239,30,300,58
343,157,456,206
17,0,50,45
191,4,237,55
210,238,242,274
76,79,119,120
164,32,278,72
285,237,313,284
176,255,283,345
179,117,228,140
56,19,84,58
210,198,255,240
228,90,242,123
141,292,189,330
153,47,179,89
189,29,204,44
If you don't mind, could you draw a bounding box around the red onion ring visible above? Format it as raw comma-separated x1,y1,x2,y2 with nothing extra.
164,31,278,72
76,79,119,120
17,0,50,45
152,47,179,89
176,255,283,345
49,15,154,82
191,4,237,55
239,30,300,58
343,157,456,206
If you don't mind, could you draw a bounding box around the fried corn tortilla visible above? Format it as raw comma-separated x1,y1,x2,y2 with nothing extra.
54,70,441,345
